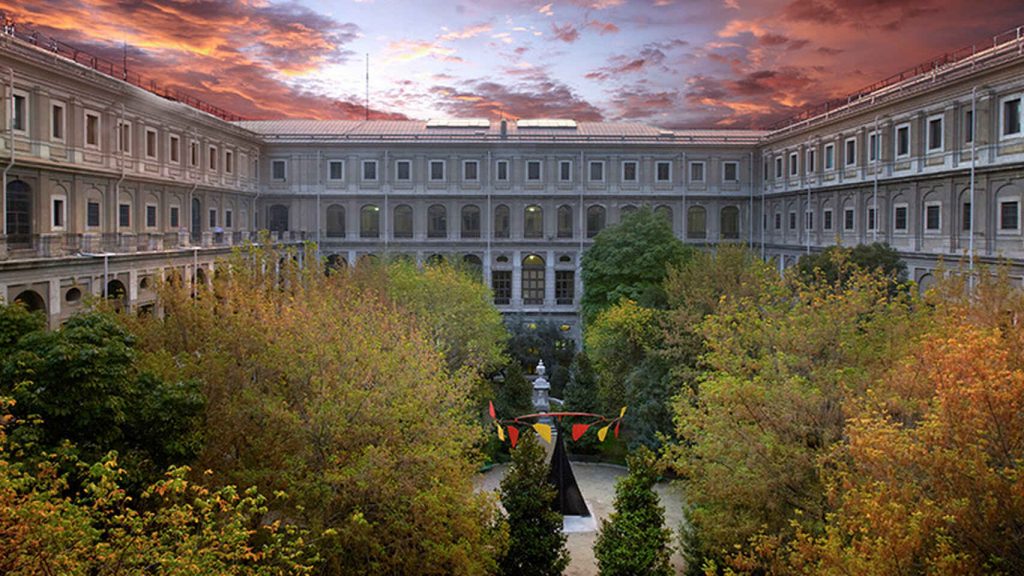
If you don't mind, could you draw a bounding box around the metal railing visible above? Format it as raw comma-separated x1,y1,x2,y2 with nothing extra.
1,11,246,122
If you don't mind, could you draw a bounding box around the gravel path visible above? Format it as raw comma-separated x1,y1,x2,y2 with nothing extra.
477,462,687,575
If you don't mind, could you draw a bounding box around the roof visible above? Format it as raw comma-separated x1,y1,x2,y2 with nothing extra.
231,119,767,145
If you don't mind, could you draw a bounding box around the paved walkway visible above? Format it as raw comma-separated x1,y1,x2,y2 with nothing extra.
477,462,687,575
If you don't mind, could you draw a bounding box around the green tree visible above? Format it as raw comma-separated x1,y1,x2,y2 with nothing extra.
493,362,534,419
500,432,570,576
796,242,907,293
581,207,692,324
505,319,575,396
562,353,600,452
594,447,673,576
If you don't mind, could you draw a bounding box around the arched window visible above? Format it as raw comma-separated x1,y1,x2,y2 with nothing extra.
524,205,543,238
720,205,740,239
326,205,345,238
522,254,545,305
5,180,31,247
557,205,573,238
13,289,45,314
655,205,673,226
586,205,606,238
269,204,289,233
426,253,447,266
462,254,483,279
360,204,380,238
428,204,447,238
494,204,510,239
393,204,413,238
687,206,707,239
106,279,127,310
461,205,481,238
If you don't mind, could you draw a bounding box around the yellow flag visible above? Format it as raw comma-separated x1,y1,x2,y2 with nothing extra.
496,422,505,441
598,424,611,442
532,423,552,444
619,406,627,418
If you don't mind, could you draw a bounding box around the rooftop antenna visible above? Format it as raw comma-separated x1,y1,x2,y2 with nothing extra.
365,53,369,121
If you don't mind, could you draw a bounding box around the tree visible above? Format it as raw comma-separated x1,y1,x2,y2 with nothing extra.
505,318,575,396
581,207,692,324
493,362,534,420
796,242,907,293
594,447,673,576
499,432,570,576
562,353,601,453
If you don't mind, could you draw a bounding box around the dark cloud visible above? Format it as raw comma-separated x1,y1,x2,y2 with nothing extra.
431,78,603,120
551,22,580,43
608,88,678,120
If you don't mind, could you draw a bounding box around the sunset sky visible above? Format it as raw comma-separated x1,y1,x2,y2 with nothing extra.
5,0,1024,128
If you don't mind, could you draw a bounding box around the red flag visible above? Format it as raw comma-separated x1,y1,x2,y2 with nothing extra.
571,423,590,441
614,421,621,439
508,426,520,448
488,401,496,419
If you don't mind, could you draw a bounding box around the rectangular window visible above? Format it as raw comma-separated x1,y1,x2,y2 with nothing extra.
169,135,180,163
962,202,972,231
225,209,233,228
867,207,876,231
894,205,908,231
775,156,783,178
925,203,941,231
590,161,605,182
12,93,26,131
396,160,411,181
895,124,911,157
496,160,509,181
689,161,705,183
527,160,542,181
1002,97,1021,136
225,150,233,174
789,211,797,230
805,210,814,230
789,152,798,176
209,209,217,228
170,206,180,229
208,146,217,171
656,161,671,182
763,160,769,181
190,141,198,167
964,110,974,143
823,209,833,231
119,203,131,228
806,148,816,173
51,103,64,140
723,161,739,182
492,270,512,305
464,160,478,181
868,132,878,162
430,160,446,181
329,160,344,181
272,160,286,180
1000,201,1019,231
146,204,157,228
774,212,781,230
52,198,65,229
555,270,575,305
845,137,857,167
362,160,378,181
560,160,572,182
824,144,835,170
622,161,638,182
145,128,157,159
844,208,854,231
85,113,100,147
522,266,544,305
927,116,943,151
87,201,101,228
118,121,131,153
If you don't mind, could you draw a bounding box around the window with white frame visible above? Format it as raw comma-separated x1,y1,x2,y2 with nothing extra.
844,137,857,167
927,115,944,152
117,120,131,153
805,210,814,230
170,205,180,229
329,160,344,181
656,161,671,182
430,159,446,181
1000,200,1020,231
689,161,705,183
806,148,816,173
622,160,638,182
496,160,509,181
209,208,217,228
145,128,158,159
85,112,100,148
527,160,542,182
924,202,941,231
396,160,411,181
723,161,739,182
894,204,908,231
844,207,854,231
225,209,233,228
52,196,66,229
895,123,911,158
463,159,479,181
789,152,798,176
87,201,101,228
169,135,180,163
119,203,131,228
823,208,833,230
1001,96,1021,138
11,91,27,132
225,150,234,174
789,211,797,230
50,102,65,141
271,159,286,181
559,160,572,182
868,131,878,163
824,143,835,170
589,160,605,182
867,207,877,231
362,159,378,181
774,156,783,178
146,204,158,228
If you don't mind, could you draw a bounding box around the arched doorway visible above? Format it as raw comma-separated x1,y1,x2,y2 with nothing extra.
13,289,45,314
6,180,32,248
106,279,127,311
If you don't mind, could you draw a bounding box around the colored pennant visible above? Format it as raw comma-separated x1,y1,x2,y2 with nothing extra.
571,423,591,441
532,423,552,444
508,426,520,448
614,421,620,439
496,421,505,441
488,401,496,419
619,406,627,418
598,424,611,442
